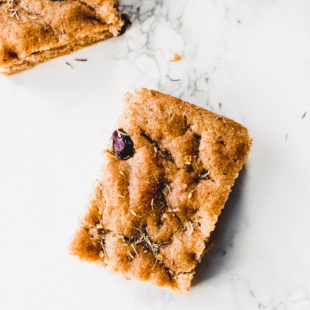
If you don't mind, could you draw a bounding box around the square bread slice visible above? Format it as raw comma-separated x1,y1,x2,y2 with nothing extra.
70,89,252,296
0,0,124,75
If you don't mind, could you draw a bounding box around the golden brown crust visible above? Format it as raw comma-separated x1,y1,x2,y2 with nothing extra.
70,89,252,295
0,0,124,75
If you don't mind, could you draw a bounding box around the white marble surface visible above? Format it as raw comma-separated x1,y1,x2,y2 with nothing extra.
1,0,310,309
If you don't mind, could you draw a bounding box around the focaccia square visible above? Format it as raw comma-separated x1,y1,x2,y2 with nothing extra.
70,89,252,295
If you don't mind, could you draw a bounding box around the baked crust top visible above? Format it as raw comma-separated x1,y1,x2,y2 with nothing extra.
70,89,252,295
0,0,123,69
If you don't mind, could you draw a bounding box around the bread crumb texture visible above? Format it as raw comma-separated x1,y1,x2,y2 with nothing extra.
0,0,124,75
70,89,252,296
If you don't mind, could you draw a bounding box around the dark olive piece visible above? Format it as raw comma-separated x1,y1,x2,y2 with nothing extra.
119,14,132,35
111,129,134,160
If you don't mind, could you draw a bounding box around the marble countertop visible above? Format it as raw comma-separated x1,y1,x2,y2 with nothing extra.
1,0,310,309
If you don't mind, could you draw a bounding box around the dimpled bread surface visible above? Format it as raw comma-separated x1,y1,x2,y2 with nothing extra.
70,89,252,296
0,0,124,75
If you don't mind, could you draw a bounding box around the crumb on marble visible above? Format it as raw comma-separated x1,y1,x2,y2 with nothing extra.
170,53,182,62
